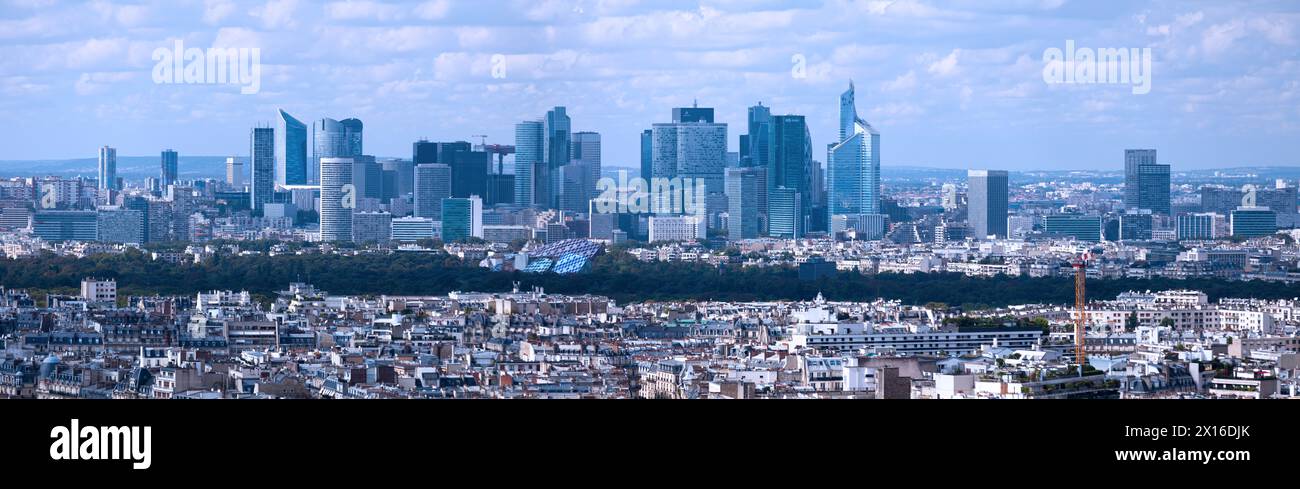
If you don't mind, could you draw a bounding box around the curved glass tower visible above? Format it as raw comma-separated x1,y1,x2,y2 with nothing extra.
827,81,881,224
275,109,308,186
319,157,354,242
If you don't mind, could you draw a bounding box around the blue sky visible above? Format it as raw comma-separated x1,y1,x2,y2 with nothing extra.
1,0,1298,171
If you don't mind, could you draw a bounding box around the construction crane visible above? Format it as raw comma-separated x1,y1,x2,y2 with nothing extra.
1073,252,1091,373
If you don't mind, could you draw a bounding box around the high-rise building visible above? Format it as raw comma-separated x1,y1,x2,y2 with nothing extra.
1119,210,1154,241
352,211,392,244
651,105,727,195
352,155,382,201
340,118,363,157
827,82,881,226
250,127,275,213
967,169,1009,239
98,146,117,191
441,196,482,242
539,107,572,209
319,157,355,242
1201,185,1297,227
275,109,308,186
226,157,244,187
1230,207,1277,238
314,117,363,185
742,103,772,168
726,166,766,239
514,120,544,207
640,129,653,181
569,131,601,211
1124,149,1170,215
1176,213,1218,240
161,149,178,188
768,186,803,239
770,115,812,232
96,207,145,244
414,163,451,220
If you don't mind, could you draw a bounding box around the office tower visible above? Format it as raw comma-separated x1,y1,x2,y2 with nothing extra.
539,107,572,209
340,118,363,156
319,157,354,242
96,207,144,244
589,198,616,240
441,142,489,199
98,146,116,191
1231,207,1276,238
441,196,482,242
1177,213,1217,240
726,167,766,239
1119,210,1154,241
559,162,592,215
570,131,601,209
651,104,727,195
768,186,803,238
514,120,543,206
352,211,392,244
828,81,882,226
413,140,438,164
226,157,244,187
391,216,439,242
640,129,653,181
770,115,812,229
742,102,772,168
250,126,275,213
1043,214,1103,242
967,169,1009,239
382,159,415,196
352,155,382,200
414,163,451,220
1124,149,1170,215
275,109,308,186
32,210,98,241
672,106,714,123
123,196,150,242
485,174,515,206
161,149,178,188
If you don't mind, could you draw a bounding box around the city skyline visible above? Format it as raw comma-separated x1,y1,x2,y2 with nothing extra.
2,1,1299,170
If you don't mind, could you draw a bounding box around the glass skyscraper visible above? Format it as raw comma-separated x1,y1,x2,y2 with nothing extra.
651,105,727,196
770,115,811,234
640,129,653,181
967,169,1009,239
275,109,308,186
742,103,771,168
726,166,766,239
768,186,802,239
514,120,543,207
250,127,275,213
414,163,451,220
827,81,881,226
161,149,178,188
441,196,482,242
1124,149,1170,215
98,146,116,191
319,157,354,242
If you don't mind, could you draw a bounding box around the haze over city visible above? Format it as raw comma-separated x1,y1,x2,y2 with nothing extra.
2,0,1299,169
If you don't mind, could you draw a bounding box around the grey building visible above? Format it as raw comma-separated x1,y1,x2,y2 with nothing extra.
414,163,451,220
250,126,275,213
161,149,178,188
967,169,1008,239
1124,149,1170,215
319,157,355,242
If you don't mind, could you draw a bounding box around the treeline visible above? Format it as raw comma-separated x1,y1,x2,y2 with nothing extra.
1,249,1298,307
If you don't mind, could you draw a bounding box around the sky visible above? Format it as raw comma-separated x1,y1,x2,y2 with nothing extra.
1,0,1299,171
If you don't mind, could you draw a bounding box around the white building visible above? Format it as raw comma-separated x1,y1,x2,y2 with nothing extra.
80,278,117,306
648,215,706,243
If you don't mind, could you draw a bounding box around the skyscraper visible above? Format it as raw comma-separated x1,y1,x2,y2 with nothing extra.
250,127,275,212
726,166,766,239
542,107,572,208
566,131,601,214
98,146,116,191
226,157,244,187
770,115,812,233
967,169,1009,239
275,109,308,186
161,149,178,188
640,129,653,181
827,81,881,226
441,196,483,242
353,155,382,200
1124,149,1170,215
742,103,772,168
340,118,364,157
651,105,727,195
414,163,451,220
768,186,802,239
319,157,354,242
514,120,543,206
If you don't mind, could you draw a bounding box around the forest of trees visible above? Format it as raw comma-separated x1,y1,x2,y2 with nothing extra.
2,248,1298,308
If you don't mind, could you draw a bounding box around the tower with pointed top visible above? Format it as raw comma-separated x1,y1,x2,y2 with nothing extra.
827,81,881,231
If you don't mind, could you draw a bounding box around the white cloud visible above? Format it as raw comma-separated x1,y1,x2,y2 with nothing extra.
927,49,960,77
203,0,237,25
325,1,402,21
414,0,451,20
251,0,301,29
881,70,916,92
